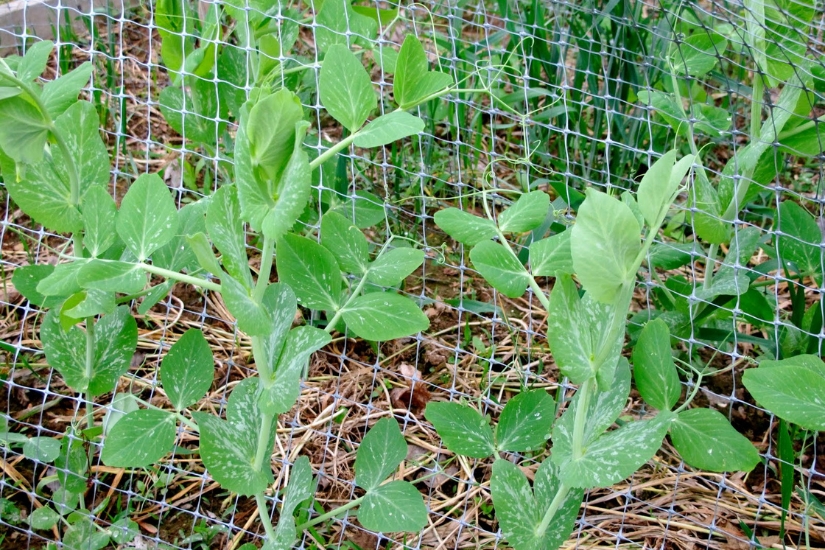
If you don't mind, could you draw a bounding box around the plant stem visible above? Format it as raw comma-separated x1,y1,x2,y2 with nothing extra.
253,235,275,303
253,411,276,473
325,273,370,331
82,317,95,430
571,378,593,459
255,493,278,541
138,263,222,292
535,482,570,537
294,496,364,531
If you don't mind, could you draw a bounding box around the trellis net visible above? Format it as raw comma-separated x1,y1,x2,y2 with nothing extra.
0,0,824,549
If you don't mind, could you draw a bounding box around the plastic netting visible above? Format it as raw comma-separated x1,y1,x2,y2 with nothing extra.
1,0,824,548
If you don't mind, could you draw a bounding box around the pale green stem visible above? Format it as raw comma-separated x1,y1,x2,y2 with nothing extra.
138,263,222,292
82,317,95,430
324,273,370,331
750,76,763,142
294,496,364,531
253,235,275,303
255,493,278,541
252,411,276,474
535,482,570,537
778,118,817,141
571,378,594,459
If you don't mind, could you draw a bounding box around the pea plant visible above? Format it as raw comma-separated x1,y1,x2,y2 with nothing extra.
639,2,824,356
428,151,761,549
0,30,468,548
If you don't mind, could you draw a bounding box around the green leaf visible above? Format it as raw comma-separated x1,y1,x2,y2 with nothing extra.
533,460,585,550
433,208,497,246
637,150,691,228
221,274,273,336
777,201,822,279
498,191,550,234
670,408,759,472
341,292,428,340
161,329,214,411
18,40,54,82
102,392,139,436
282,455,314,516
469,240,530,298
321,211,369,274
352,111,425,148
153,199,208,273
77,260,146,295
246,88,304,186
63,518,110,550
41,62,93,118
355,417,408,491
277,233,342,311
101,409,177,468
553,412,673,489
495,389,554,453
0,146,82,233
0,96,49,164
315,0,377,53
743,355,825,431
261,121,312,241
29,506,60,530
424,401,495,458
571,188,641,303
63,289,116,319
193,377,275,496
359,481,427,532
367,248,424,286
37,261,85,297
55,101,110,195
547,274,622,385
207,185,252,289
648,242,694,270
327,189,386,228
259,326,331,415
668,32,728,77
186,232,223,275
41,306,137,396
394,35,453,109
490,460,539,549
158,86,216,145
319,44,376,132
109,517,140,545
81,186,117,257
56,432,88,494
260,283,299,372
116,173,179,261
529,231,573,277
779,122,824,157
22,437,61,463
12,264,57,307
88,306,138,397
632,319,681,411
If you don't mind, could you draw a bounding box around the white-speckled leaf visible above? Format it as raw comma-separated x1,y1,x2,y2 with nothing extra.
193,377,274,496
495,389,555,453
498,191,550,234
89,306,138,397
161,329,214,411
207,185,253,289
424,401,495,458
221,274,273,336
260,283,298,369
282,456,314,515
358,481,427,532
533,460,584,550
355,417,407,492
529,231,573,277
40,310,87,392
548,274,622,385
116,173,179,261
490,459,540,549
555,412,673,489
277,233,342,311
101,409,176,467
433,208,497,246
